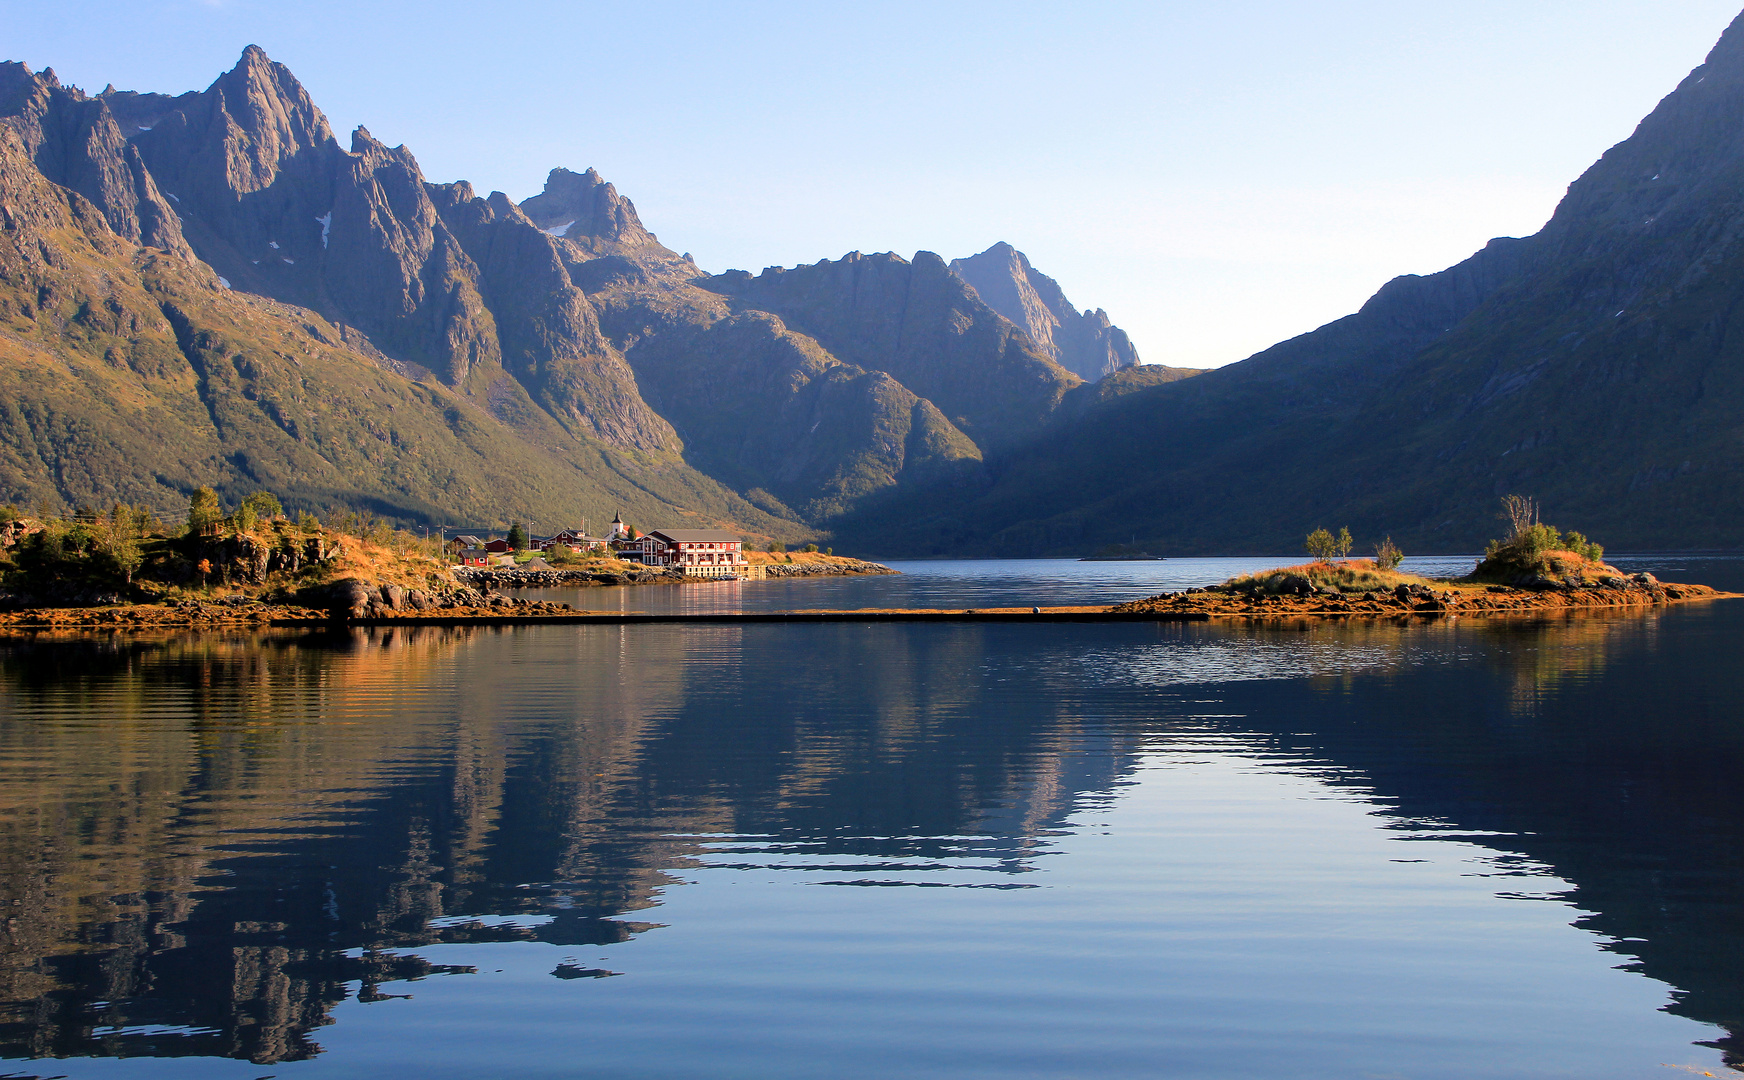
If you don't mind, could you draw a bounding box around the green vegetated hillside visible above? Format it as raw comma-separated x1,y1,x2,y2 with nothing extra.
0,48,1152,538
832,11,1744,557
0,112,794,538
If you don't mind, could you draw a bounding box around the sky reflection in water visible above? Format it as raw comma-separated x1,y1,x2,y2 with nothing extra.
0,558,1739,1078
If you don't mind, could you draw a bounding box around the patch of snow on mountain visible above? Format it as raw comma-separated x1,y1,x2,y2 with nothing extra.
269,241,280,250
217,276,230,289
543,220,575,237
316,212,332,248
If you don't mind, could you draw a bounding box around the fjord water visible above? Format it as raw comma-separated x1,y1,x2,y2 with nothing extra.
1,559,1742,1078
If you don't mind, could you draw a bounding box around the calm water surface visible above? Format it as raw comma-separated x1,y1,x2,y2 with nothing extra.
0,557,1741,1078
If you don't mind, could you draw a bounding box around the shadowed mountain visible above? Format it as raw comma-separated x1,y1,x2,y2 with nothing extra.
949,241,1145,381
836,12,1744,557
709,250,1082,450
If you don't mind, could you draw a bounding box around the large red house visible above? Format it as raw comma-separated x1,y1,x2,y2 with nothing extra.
632,529,747,577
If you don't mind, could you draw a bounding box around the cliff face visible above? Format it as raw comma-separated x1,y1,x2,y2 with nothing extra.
710,250,1081,449
834,10,1744,557
948,242,1139,381
0,63,787,536
0,62,190,260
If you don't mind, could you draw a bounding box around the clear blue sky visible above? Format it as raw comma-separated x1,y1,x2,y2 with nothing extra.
9,1,1742,368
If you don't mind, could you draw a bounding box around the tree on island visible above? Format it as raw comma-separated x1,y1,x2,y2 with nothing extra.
1305,527,1353,563
187,487,222,537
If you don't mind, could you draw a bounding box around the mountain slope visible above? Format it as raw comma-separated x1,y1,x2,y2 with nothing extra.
834,12,1744,557
0,47,1153,535
948,242,1141,381
0,95,795,537
710,251,1082,449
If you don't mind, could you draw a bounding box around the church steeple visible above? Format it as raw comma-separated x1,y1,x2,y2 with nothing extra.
610,511,628,541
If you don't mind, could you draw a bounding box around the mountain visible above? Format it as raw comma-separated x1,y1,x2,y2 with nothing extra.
833,11,1744,557
0,48,1150,535
708,251,1081,449
0,54,794,536
948,242,1142,381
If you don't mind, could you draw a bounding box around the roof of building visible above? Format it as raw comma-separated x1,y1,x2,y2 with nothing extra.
646,529,744,543
453,534,486,546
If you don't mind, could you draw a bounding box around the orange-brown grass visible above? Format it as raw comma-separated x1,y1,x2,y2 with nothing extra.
1225,559,1437,595
744,551,871,567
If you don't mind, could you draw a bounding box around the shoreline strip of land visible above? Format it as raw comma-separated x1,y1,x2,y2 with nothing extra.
0,585,1733,632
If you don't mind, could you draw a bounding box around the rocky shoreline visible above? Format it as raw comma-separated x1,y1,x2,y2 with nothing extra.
0,571,1728,633
1110,572,1731,618
453,558,897,589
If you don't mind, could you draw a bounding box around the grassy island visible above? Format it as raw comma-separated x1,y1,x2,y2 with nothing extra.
1113,501,1732,620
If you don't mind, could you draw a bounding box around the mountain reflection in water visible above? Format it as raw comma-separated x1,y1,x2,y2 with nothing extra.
0,596,1737,1076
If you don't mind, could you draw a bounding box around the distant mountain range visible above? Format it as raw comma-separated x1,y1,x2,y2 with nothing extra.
7,10,1744,554
0,47,1152,538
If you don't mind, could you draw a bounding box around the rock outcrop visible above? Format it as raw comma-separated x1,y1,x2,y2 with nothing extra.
0,62,190,259
948,242,1139,381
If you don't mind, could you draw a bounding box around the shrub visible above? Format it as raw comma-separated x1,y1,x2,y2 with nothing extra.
804,543,819,553
1471,496,1608,582
1562,530,1604,563
1485,522,1562,560
769,541,785,553
1374,536,1403,571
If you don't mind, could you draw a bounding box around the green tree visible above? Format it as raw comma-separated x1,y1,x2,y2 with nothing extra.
1334,527,1353,560
101,502,149,585
188,487,222,536
804,543,819,553
235,501,258,534
242,491,284,520
506,522,529,550
1304,528,1336,563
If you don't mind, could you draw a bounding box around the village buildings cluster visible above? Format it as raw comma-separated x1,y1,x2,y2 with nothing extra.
450,513,754,578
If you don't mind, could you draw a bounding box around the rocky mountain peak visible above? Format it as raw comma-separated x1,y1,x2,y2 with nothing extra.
0,59,191,259
948,242,1139,381
518,166,657,250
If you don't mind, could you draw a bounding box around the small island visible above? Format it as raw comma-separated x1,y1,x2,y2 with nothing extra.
1112,509,1732,619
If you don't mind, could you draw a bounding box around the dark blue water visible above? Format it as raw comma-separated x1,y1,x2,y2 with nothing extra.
0,557,1740,1078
